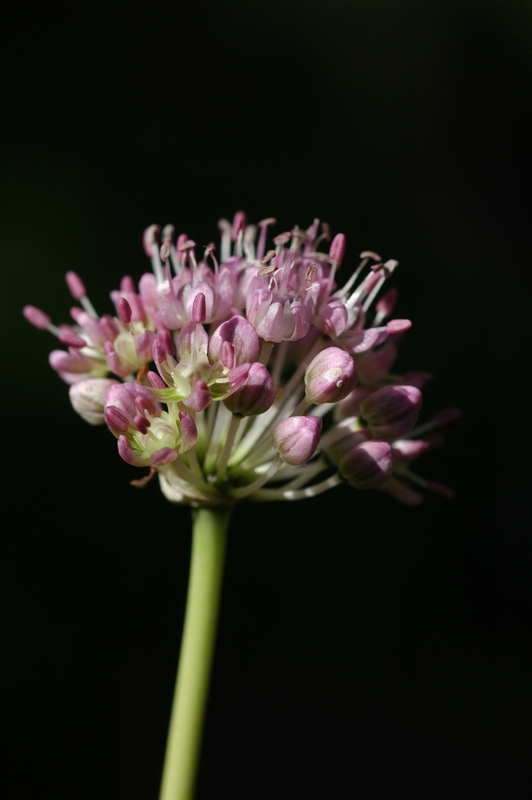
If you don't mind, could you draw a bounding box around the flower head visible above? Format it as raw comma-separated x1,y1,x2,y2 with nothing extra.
24,213,458,507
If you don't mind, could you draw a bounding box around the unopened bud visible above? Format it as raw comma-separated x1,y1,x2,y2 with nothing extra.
360,385,422,440
224,363,276,417
69,378,119,425
305,347,358,404
339,441,393,489
273,416,322,466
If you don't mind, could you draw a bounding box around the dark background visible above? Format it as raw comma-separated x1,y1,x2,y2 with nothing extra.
2,1,531,798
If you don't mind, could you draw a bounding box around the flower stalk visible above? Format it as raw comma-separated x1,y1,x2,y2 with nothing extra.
24,211,460,797
159,506,232,800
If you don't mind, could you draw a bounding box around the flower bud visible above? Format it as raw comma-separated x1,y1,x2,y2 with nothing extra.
272,416,322,466
360,385,422,440
208,315,260,366
305,347,358,404
69,378,119,425
223,363,275,417
339,441,393,489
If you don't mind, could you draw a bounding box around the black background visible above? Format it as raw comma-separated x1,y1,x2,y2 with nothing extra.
2,2,531,798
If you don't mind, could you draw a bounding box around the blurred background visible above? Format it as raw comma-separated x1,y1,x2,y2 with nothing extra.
2,1,531,797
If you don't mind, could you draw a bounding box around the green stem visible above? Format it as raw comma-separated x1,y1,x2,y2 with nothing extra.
159,506,233,800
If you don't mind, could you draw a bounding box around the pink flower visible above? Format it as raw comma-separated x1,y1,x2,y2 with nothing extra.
24,212,458,506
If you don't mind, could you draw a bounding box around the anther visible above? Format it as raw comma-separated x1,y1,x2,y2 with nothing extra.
65,271,86,300
306,263,318,281
260,249,276,265
257,264,276,278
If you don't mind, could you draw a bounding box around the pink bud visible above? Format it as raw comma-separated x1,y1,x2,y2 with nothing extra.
305,347,358,404
339,441,393,489
273,416,322,466
360,385,422,440
223,363,276,417
208,316,260,366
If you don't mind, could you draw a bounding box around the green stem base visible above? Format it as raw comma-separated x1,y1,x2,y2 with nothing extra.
159,506,233,800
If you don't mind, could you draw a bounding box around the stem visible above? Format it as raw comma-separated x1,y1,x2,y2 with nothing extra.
159,506,233,800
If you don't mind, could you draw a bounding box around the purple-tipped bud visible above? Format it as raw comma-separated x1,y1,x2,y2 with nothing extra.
65,271,86,300
208,316,260,366
360,385,422,440
272,416,322,466
69,378,119,425
223,363,276,417
329,233,346,263
117,297,132,324
339,441,393,489
305,347,358,404
23,305,51,330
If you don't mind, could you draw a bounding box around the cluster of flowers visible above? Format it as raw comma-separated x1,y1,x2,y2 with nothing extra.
24,213,458,507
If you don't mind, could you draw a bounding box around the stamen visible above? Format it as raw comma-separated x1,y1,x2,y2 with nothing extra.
130,467,156,488
65,271,98,318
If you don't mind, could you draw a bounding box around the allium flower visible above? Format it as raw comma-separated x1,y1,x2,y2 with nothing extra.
24,212,460,800
24,212,458,508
